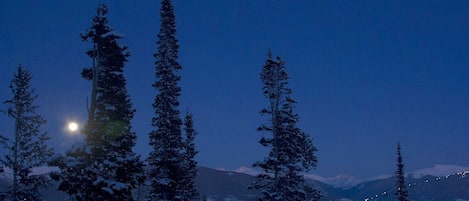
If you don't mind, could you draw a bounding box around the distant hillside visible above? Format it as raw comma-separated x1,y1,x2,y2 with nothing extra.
1,166,469,201
195,167,259,200
343,172,469,201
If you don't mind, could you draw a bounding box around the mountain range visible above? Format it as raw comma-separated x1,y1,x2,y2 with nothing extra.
1,164,468,201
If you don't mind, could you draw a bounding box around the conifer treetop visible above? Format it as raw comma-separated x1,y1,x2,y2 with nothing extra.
395,142,409,201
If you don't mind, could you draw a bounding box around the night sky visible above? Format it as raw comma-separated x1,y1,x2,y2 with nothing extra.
1,0,468,179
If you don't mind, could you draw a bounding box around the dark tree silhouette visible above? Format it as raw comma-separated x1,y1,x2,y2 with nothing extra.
395,142,409,201
56,4,142,201
251,50,320,201
182,112,199,201
0,65,53,201
147,0,187,200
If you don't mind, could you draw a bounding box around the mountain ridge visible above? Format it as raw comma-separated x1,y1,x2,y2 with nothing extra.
232,164,469,189
1,164,469,201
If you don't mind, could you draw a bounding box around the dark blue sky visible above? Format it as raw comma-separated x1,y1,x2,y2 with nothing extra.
1,0,468,178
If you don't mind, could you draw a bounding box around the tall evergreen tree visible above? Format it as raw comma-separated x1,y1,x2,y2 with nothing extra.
56,4,142,201
395,142,409,201
147,0,185,200
251,51,320,201
0,65,54,201
182,112,199,201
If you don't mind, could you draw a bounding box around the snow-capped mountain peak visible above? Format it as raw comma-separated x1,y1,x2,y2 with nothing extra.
233,166,362,188
232,164,469,189
234,166,261,176
304,173,362,188
409,164,469,179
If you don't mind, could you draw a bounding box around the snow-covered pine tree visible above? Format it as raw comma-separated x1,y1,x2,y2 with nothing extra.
182,112,199,201
147,0,185,200
0,65,54,201
57,4,143,201
395,142,409,201
251,51,320,201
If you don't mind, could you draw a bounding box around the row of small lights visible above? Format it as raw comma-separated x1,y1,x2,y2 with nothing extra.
363,170,469,201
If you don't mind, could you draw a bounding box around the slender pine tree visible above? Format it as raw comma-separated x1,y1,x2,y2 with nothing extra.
147,0,185,200
56,4,142,201
0,65,54,201
182,112,199,201
251,50,320,201
395,142,409,201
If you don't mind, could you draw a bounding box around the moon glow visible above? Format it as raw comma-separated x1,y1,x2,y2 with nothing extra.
68,122,79,132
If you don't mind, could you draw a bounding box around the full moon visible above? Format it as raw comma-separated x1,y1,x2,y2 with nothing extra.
68,122,79,132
